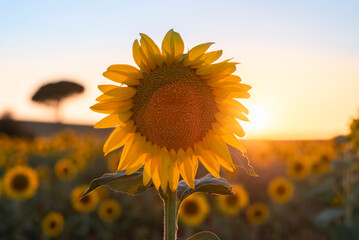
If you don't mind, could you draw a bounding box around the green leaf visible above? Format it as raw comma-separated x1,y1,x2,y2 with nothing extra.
187,231,220,240
227,145,258,177
314,208,344,228
82,169,152,198
177,174,233,210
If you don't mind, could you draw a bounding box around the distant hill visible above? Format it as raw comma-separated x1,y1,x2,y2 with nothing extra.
15,120,111,139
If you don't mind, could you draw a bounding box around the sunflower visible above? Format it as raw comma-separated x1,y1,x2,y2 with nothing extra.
4,165,39,200
42,211,65,238
267,177,294,204
91,29,251,191
312,154,332,176
286,158,311,181
216,184,249,215
54,159,77,180
178,193,209,227
71,185,99,212
98,199,122,222
246,202,269,225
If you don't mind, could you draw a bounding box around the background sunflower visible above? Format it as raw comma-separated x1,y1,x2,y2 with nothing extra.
3,165,39,200
178,193,210,227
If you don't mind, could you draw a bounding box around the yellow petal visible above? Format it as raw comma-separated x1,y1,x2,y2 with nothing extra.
133,39,151,73
172,31,184,62
118,134,146,171
94,112,132,129
158,147,171,190
216,104,249,121
182,42,214,67
215,97,249,115
194,142,220,178
107,64,143,79
139,33,163,67
212,122,246,153
96,87,137,102
103,71,141,86
204,131,234,169
125,153,147,175
197,60,237,77
207,75,242,86
90,100,132,114
103,121,136,155
98,85,118,93
162,29,175,66
191,50,223,68
168,160,180,192
143,158,152,185
178,156,195,188
216,113,245,137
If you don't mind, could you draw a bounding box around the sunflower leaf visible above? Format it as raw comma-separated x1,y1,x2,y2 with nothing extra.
187,231,221,240
177,174,233,210
227,145,258,177
82,169,152,197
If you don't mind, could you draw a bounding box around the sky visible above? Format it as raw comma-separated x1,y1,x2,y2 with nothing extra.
1,0,358,140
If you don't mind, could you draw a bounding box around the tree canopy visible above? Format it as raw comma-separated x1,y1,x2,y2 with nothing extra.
32,80,84,106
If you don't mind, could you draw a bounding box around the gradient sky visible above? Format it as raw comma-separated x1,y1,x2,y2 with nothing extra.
1,0,358,140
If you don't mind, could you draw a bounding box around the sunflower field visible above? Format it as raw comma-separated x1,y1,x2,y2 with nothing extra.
0,117,358,240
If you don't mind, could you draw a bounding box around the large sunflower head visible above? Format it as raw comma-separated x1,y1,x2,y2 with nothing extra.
216,184,249,216
3,165,39,200
178,193,210,227
91,29,251,191
267,177,294,204
42,211,65,238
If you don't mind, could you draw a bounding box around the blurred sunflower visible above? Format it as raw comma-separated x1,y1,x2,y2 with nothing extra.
217,184,249,215
4,165,39,200
71,185,99,212
286,158,311,181
179,193,209,227
312,154,332,176
246,202,269,225
54,159,77,180
42,211,65,238
268,177,294,204
91,29,251,191
98,199,122,222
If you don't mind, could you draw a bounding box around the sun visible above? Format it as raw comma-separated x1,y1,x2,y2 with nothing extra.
245,105,272,131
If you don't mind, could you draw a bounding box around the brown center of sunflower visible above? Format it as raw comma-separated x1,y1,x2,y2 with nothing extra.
294,163,303,173
253,210,262,218
106,207,114,215
276,185,286,195
225,195,239,206
183,200,199,216
11,174,29,192
49,220,57,229
132,64,217,151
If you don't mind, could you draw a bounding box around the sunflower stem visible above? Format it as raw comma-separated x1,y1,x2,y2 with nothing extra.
163,188,178,240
